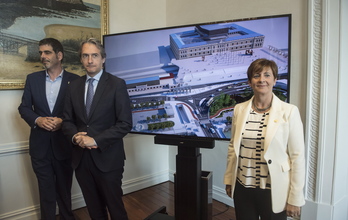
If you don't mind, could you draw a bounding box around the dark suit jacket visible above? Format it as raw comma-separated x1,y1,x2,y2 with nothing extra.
18,70,80,160
62,71,132,172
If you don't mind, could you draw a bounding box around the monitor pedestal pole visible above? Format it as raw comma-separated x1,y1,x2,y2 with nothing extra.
174,146,202,219
144,135,214,220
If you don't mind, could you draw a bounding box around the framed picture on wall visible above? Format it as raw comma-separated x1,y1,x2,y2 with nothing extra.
0,0,109,90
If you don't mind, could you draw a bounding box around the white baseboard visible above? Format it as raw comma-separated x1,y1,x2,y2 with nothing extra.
0,171,170,220
301,197,348,220
0,205,40,220
122,170,170,195
301,200,332,220
71,192,86,210
212,185,234,207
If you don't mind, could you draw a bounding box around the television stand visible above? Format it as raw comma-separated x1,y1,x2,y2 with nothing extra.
145,135,214,220
143,206,173,220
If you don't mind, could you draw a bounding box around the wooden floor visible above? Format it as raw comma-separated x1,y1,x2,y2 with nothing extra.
62,181,236,220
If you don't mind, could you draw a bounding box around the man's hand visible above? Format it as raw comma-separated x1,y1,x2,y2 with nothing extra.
36,117,62,131
49,117,62,131
74,132,98,149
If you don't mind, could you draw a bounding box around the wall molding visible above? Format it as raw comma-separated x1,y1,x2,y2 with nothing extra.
305,0,322,202
0,141,29,157
303,0,348,219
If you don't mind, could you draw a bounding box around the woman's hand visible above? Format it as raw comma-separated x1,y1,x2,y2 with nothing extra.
225,185,232,197
286,204,301,218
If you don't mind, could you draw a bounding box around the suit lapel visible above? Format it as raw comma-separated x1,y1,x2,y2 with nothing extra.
38,71,51,114
52,70,68,115
263,95,284,152
77,75,88,120
233,95,285,154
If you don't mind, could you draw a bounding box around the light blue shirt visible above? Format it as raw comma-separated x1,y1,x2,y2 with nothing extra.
84,70,103,105
46,70,63,113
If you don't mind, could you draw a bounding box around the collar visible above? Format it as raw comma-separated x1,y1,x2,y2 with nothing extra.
86,70,103,82
46,69,63,81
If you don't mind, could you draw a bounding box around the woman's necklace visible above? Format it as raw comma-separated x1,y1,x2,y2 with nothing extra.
252,100,272,112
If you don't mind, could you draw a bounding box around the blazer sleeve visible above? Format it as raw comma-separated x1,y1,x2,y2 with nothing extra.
287,105,306,207
18,75,40,128
223,104,239,186
62,80,80,142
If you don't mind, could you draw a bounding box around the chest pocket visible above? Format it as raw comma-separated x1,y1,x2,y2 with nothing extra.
281,160,290,172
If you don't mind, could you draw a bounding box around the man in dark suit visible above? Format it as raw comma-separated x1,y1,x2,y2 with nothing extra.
18,38,79,220
62,38,132,220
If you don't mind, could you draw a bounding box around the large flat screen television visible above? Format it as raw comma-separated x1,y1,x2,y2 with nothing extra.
103,14,291,144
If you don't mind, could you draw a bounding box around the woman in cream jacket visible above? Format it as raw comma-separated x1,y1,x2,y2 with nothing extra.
224,59,305,220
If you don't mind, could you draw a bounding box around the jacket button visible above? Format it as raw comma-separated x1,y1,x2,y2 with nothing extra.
268,160,272,164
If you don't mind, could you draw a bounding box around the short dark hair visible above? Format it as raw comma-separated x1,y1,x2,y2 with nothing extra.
39,38,64,61
78,38,106,59
247,58,278,82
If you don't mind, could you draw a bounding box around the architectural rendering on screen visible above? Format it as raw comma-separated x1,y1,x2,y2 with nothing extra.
104,15,290,140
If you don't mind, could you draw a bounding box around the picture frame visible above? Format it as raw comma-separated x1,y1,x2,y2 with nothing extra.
0,0,109,90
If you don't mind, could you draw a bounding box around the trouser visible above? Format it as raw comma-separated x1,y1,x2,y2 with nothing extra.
31,147,74,220
75,150,128,220
233,181,287,220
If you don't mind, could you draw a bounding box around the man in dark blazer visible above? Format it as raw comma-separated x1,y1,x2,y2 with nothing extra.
18,38,79,220
62,38,132,220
